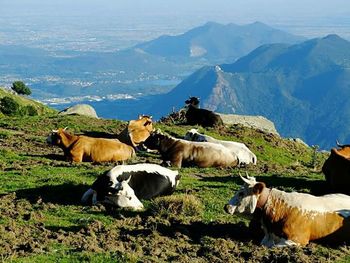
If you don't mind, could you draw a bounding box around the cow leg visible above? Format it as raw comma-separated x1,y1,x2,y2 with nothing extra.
70,149,83,162
170,155,183,168
260,233,275,248
274,238,299,247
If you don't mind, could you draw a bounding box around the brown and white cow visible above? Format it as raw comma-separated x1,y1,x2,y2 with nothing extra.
184,128,257,165
117,115,153,150
143,129,238,168
322,141,350,194
225,175,350,247
47,128,135,163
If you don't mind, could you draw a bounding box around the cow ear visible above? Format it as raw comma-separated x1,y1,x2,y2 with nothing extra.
253,182,265,195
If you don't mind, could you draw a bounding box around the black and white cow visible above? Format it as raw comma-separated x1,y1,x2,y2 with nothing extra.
81,163,180,210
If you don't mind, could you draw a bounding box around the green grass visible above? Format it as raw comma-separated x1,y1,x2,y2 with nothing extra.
0,114,347,262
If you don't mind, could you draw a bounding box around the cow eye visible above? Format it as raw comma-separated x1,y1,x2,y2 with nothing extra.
128,196,132,200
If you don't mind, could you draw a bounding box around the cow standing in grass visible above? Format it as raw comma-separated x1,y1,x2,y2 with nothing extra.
225,175,350,247
47,128,135,163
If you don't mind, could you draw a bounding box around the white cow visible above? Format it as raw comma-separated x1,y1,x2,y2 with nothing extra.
184,129,257,165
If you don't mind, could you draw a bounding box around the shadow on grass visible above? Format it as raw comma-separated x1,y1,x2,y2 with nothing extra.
24,153,65,161
15,183,89,205
120,219,260,244
200,174,328,195
81,131,117,139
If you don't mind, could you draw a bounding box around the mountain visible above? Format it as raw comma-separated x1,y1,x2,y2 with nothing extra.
151,35,350,149
135,21,304,64
0,22,303,102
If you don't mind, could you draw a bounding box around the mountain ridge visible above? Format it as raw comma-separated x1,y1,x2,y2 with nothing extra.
150,34,350,149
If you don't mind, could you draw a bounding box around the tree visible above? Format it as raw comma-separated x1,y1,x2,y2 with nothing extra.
11,81,32,95
0,96,20,115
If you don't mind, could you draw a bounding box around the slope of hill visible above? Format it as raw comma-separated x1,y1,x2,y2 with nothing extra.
0,88,57,116
150,35,350,149
0,113,338,262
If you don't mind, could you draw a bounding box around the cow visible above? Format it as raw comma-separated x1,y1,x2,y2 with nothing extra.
47,128,135,163
81,163,180,210
184,128,257,165
117,115,153,150
322,141,350,194
224,175,350,247
143,129,239,168
184,97,224,128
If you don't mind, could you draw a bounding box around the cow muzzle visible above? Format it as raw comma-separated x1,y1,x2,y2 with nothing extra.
224,204,236,215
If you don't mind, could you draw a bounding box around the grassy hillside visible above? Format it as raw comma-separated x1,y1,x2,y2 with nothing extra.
1,114,348,262
0,88,57,116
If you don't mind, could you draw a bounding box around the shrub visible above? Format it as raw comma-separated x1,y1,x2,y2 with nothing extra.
0,96,20,115
20,105,38,116
11,81,32,96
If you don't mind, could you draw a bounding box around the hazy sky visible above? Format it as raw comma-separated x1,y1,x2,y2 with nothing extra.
1,0,350,50
1,0,349,20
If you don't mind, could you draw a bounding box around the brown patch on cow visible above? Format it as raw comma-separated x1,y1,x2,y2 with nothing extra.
263,195,346,246
117,115,153,147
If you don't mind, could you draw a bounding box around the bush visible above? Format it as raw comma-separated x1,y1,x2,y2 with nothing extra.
11,81,32,96
0,96,20,115
20,105,38,116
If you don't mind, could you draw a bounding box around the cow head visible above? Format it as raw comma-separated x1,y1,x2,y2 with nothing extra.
46,127,68,146
225,175,266,215
137,115,153,129
104,180,144,210
184,129,207,142
185,97,200,108
143,129,164,150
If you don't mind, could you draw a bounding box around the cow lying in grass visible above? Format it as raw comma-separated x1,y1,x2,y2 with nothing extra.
144,129,239,168
225,175,350,247
322,141,350,194
184,128,257,165
81,163,180,210
117,115,153,150
185,97,224,128
47,128,135,163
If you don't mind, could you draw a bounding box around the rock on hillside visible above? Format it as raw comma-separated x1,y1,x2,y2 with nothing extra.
218,113,279,135
58,104,98,118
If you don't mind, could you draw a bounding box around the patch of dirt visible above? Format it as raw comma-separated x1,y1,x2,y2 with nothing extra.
0,193,347,262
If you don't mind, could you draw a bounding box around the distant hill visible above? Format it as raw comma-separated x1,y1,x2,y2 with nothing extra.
150,35,350,149
135,21,304,64
0,22,303,101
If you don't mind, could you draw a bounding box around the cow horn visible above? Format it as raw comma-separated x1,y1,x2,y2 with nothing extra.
63,127,68,131
51,129,58,133
336,140,344,148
